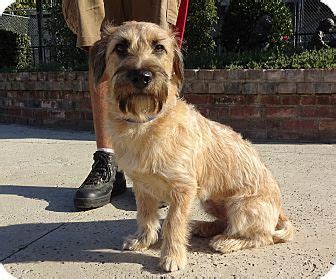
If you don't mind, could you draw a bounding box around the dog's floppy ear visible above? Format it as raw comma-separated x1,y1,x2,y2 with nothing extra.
89,24,117,86
173,46,184,92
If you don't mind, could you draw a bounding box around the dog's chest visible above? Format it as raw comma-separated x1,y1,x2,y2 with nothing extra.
130,171,172,201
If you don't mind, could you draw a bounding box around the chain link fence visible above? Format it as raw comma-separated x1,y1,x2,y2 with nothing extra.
290,0,336,47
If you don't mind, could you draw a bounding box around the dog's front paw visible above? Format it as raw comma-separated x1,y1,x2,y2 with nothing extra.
159,254,187,272
122,232,157,251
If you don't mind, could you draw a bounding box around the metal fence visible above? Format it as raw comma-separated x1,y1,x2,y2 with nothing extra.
0,0,335,68
289,0,336,47
1,1,50,66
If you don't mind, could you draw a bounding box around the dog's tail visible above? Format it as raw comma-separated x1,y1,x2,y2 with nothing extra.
272,209,294,243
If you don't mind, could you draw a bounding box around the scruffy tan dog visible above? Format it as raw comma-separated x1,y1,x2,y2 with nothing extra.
90,21,294,272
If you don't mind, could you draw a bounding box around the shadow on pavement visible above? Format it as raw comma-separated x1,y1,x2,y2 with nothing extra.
1,219,212,275
0,185,136,213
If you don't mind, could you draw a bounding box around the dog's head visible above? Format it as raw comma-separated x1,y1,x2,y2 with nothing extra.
89,21,184,121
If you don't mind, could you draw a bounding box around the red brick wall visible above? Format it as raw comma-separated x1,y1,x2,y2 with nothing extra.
0,69,335,142
182,69,336,142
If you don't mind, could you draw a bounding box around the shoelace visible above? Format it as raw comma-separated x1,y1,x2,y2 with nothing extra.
83,153,112,185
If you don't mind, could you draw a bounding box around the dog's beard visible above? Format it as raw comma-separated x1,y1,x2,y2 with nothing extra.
113,76,168,119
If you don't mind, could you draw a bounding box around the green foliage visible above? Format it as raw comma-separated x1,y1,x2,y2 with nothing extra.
221,0,293,52
44,0,87,69
219,47,336,69
5,0,36,16
0,30,31,70
183,0,218,68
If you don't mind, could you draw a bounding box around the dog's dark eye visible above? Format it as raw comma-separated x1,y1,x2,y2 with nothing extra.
115,43,128,55
154,44,166,53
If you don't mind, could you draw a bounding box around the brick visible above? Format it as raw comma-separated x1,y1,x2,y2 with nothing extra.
284,69,305,82
7,91,17,98
71,80,84,92
301,106,335,118
314,83,332,94
208,106,229,121
242,82,258,94
82,111,93,120
8,107,22,116
0,82,6,90
0,73,7,81
319,119,336,130
263,69,285,81
297,83,314,94
245,69,263,80
227,70,246,80
280,95,300,105
278,83,297,94
7,73,16,81
223,82,242,94
191,81,207,93
29,72,38,81
185,94,212,105
198,70,214,80
208,82,224,94
38,72,47,81
50,110,65,119
213,70,229,80
184,69,198,80
300,95,316,105
197,107,210,118
281,119,318,131
243,130,267,140
266,129,299,141
40,100,56,109
322,69,336,82
55,72,66,81
229,106,261,118
225,119,267,131
260,95,280,105
304,69,323,82
330,95,336,105
265,107,298,118
257,82,278,94
223,119,250,130
318,130,336,142
66,72,77,81
245,95,260,105
215,95,246,105
76,72,88,81
316,96,331,105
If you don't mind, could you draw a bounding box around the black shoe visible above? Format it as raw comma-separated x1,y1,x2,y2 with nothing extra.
74,151,127,210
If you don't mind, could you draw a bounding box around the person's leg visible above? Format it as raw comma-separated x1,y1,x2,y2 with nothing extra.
63,0,126,210
89,71,113,150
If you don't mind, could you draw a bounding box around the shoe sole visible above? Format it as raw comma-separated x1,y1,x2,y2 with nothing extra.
74,192,112,210
74,181,127,210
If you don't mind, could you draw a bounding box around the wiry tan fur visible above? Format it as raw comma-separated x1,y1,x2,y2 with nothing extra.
89,21,294,272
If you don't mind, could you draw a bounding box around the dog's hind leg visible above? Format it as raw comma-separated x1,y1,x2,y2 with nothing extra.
123,182,160,251
191,199,229,238
207,195,278,253
209,232,273,254
191,220,226,238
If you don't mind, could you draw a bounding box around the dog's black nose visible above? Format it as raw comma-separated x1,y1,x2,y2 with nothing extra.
127,69,153,89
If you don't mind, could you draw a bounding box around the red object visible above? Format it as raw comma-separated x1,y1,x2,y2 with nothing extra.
174,0,190,47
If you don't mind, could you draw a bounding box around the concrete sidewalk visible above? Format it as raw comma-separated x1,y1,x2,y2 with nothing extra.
0,124,335,278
